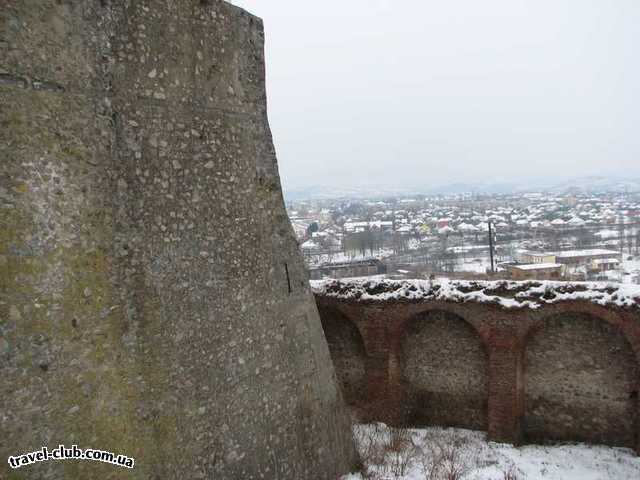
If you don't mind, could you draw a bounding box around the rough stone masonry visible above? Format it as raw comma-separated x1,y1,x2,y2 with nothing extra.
0,1,355,478
314,278,640,454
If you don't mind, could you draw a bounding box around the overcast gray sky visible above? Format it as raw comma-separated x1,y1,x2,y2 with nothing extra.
229,0,639,191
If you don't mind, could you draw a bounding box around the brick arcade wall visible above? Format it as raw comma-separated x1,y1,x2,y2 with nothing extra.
525,313,638,447
315,288,640,453
318,306,367,405
402,311,488,430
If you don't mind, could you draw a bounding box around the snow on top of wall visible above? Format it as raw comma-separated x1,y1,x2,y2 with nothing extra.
311,278,640,310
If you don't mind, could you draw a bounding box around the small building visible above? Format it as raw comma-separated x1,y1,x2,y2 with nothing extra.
343,221,393,234
589,258,620,272
507,263,564,280
301,239,321,252
457,223,479,233
518,251,557,264
555,249,621,266
436,218,451,228
370,221,394,232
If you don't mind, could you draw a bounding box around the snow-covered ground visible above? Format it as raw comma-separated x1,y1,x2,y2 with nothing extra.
621,257,640,284
343,424,640,480
456,257,492,274
305,248,395,267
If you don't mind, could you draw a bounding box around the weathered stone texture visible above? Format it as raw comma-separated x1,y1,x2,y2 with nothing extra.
315,292,640,453
402,311,488,430
1,1,355,479
319,306,367,406
525,313,638,447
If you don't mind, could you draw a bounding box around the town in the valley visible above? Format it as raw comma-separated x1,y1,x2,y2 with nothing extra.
288,190,640,284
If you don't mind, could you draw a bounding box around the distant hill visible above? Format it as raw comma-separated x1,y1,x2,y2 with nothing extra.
284,176,640,201
284,184,428,202
545,176,640,194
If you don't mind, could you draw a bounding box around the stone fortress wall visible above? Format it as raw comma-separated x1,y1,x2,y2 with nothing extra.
314,279,640,453
0,1,355,478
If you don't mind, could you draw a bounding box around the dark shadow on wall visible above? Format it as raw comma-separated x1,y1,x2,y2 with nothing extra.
401,310,489,430
524,312,639,448
318,307,367,407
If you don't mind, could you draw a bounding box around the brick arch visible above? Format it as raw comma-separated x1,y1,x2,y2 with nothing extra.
524,310,639,448
395,303,491,349
526,302,640,365
400,309,489,430
317,305,367,406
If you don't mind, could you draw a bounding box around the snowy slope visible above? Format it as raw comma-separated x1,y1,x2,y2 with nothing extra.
343,424,640,480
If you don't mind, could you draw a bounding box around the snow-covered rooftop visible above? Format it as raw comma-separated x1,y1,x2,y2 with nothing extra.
592,258,620,265
522,252,555,258
312,278,640,309
511,263,562,270
555,248,620,258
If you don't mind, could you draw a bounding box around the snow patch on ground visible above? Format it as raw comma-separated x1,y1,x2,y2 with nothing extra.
342,424,640,480
305,248,395,267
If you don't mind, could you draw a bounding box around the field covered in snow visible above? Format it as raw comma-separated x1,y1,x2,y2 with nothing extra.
342,424,640,480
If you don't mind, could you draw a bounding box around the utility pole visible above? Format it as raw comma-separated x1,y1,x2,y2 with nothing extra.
488,220,495,274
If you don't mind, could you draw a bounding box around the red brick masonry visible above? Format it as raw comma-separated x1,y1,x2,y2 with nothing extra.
313,279,640,453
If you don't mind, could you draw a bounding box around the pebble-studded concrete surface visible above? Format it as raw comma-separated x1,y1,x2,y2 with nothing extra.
1,1,355,478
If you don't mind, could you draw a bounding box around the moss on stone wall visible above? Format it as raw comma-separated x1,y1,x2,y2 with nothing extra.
1,2,356,479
